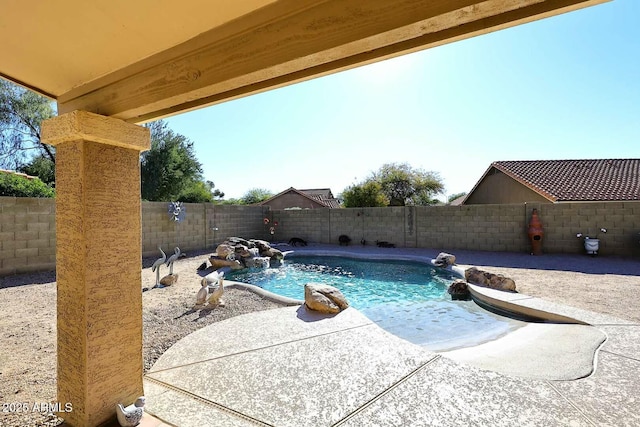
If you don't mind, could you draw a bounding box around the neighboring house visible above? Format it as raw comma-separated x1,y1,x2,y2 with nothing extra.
462,159,640,205
259,187,341,209
0,169,37,180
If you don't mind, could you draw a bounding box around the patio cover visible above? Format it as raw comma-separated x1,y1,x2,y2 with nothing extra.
2,0,608,124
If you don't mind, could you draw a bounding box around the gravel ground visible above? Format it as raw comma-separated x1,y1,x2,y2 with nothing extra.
0,249,284,427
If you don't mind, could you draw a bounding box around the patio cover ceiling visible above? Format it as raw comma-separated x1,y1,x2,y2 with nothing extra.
2,0,608,124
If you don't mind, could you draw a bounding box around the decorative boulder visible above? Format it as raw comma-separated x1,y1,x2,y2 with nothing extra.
209,256,243,270
447,279,470,300
261,247,284,259
244,257,270,268
434,252,456,268
247,247,260,258
464,267,516,292
234,245,252,259
304,283,349,314
251,239,272,253
159,274,178,287
225,237,251,247
215,244,235,259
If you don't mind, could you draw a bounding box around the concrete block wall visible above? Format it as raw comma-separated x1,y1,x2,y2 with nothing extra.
273,202,640,256
206,205,269,248
142,202,206,257
0,198,269,275
142,203,267,257
415,204,531,253
2,198,638,275
272,209,331,243
0,197,56,275
539,201,640,256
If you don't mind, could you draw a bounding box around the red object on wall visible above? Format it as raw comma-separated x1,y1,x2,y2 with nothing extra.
527,208,544,255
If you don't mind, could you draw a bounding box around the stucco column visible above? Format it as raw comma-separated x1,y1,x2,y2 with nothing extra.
41,111,150,427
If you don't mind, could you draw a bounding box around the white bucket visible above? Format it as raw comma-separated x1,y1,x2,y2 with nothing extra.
584,238,600,255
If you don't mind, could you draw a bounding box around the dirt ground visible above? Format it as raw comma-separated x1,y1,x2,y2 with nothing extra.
0,249,284,427
0,248,638,427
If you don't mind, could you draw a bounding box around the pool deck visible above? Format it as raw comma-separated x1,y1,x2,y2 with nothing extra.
141,246,640,427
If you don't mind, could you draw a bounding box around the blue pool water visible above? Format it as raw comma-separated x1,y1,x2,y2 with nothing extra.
228,255,523,351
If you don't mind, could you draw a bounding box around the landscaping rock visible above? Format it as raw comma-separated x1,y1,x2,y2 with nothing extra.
434,252,456,267
304,283,349,314
159,274,178,287
447,279,470,300
215,244,235,259
209,256,243,270
465,267,516,292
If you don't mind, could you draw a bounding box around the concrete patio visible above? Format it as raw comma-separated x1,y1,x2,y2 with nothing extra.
139,248,640,426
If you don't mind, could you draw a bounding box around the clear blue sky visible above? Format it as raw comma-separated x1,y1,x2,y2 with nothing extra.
165,0,639,201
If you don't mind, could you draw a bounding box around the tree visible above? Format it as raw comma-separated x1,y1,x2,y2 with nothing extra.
0,80,56,170
371,162,444,206
18,155,55,186
141,120,211,201
0,172,54,198
341,181,388,207
240,188,273,204
206,180,224,200
178,180,225,203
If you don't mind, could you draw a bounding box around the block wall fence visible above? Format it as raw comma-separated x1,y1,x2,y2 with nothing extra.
1,197,639,275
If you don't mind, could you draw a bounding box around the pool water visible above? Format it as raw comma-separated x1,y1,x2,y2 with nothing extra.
228,255,523,351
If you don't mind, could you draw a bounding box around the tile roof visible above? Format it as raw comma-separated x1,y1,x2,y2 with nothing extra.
0,169,37,180
300,189,341,208
491,159,640,202
259,187,341,208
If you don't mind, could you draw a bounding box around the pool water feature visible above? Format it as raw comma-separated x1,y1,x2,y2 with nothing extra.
228,255,524,351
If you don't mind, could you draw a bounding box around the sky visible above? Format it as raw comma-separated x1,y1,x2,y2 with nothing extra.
165,0,640,202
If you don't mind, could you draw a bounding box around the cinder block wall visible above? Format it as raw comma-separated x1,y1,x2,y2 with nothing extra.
272,201,640,256
142,203,267,257
205,205,269,249
415,204,531,252
142,202,205,257
2,198,639,275
271,209,331,243
0,198,268,275
0,197,56,275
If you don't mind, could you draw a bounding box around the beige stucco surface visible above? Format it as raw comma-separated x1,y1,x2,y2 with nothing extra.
464,169,551,204
42,112,150,426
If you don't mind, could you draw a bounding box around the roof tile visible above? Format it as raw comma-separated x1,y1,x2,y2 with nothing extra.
492,159,640,202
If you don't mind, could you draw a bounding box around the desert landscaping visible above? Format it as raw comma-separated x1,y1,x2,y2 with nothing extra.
0,249,286,427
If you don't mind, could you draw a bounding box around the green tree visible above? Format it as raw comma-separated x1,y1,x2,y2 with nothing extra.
240,188,273,204
371,162,444,206
178,180,225,203
18,155,55,186
0,173,55,197
341,181,388,207
141,121,208,201
0,80,56,170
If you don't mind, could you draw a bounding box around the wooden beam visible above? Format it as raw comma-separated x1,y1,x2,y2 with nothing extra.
57,0,609,123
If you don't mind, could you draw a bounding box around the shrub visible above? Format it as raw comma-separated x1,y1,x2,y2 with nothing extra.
0,173,55,198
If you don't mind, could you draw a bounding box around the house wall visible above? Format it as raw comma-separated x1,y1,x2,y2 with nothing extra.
464,169,551,204
2,197,639,275
262,192,324,210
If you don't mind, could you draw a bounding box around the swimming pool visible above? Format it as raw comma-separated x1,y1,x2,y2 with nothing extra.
228,255,524,351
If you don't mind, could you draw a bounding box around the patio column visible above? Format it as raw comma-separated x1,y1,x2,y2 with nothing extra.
41,111,150,427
